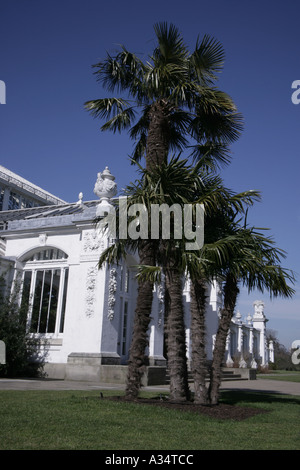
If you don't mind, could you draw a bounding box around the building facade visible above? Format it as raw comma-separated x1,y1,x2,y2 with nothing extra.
0,166,274,383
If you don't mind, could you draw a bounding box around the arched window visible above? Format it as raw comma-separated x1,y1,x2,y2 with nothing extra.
20,248,69,335
23,247,68,262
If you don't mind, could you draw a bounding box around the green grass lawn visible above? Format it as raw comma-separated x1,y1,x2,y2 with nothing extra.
0,389,299,450
258,370,300,382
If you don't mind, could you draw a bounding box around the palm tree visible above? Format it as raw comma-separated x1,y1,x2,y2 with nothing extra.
185,197,295,405
184,190,262,404
129,159,252,402
99,157,206,401
86,23,243,399
98,156,240,400
96,187,158,400
143,160,264,402
207,223,295,405
85,23,242,171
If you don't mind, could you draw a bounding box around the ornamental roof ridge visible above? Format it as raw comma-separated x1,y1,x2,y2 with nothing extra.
0,199,100,224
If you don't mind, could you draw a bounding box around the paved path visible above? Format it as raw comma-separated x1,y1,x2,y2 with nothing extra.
0,377,299,395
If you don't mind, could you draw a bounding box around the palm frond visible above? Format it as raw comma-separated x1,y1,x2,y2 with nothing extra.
191,107,243,145
189,34,225,85
86,23,243,167
219,225,296,299
101,107,136,133
134,265,162,283
153,22,189,66
130,132,147,162
92,48,146,96
85,98,136,133
189,142,232,169
98,242,128,269
228,190,261,213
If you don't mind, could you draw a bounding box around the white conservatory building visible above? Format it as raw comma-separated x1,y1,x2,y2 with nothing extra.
0,165,274,384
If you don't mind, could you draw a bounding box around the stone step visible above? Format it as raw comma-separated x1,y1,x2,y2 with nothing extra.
165,368,249,384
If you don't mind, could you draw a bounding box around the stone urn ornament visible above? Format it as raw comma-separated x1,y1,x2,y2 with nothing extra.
94,167,117,217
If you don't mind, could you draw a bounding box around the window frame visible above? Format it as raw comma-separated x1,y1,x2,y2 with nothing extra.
118,265,134,362
19,248,69,338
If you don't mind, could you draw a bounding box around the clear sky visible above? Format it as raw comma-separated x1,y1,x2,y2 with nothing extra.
0,0,299,350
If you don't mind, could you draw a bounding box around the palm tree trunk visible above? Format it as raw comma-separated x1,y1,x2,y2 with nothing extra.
125,240,156,399
208,273,239,405
165,266,190,402
190,278,209,404
126,101,170,399
146,100,170,172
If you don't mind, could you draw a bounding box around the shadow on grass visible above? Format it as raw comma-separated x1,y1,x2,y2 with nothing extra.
220,389,300,407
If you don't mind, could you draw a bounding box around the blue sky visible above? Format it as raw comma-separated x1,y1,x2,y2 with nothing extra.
0,0,299,350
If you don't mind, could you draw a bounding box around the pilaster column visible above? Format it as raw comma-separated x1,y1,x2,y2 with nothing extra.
148,282,166,366
238,327,247,368
2,187,10,211
252,300,268,366
268,340,274,363
225,331,234,367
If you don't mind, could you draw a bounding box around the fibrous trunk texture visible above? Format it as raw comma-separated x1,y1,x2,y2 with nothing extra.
125,240,156,399
190,278,209,404
208,273,239,405
165,266,190,402
126,99,170,399
146,100,170,172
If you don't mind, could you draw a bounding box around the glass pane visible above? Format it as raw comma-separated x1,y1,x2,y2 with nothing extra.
24,248,68,262
39,270,51,333
31,270,60,333
59,269,68,333
42,250,50,261
122,301,128,356
48,269,60,333
8,192,20,210
20,197,33,209
31,271,44,333
20,271,32,328
0,186,4,211
27,267,67,334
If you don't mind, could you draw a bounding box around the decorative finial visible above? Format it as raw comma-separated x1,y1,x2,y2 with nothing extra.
77,192,83,204
94,167,117,216
94,167,117,200
253,300,265,318
235,310,242,323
